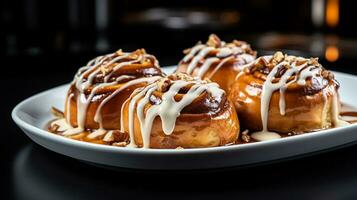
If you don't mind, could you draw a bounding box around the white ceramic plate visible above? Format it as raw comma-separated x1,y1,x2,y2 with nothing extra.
12,66,357,170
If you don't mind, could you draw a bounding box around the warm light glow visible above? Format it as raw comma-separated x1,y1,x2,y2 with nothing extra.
326,0,339,28
325,45,339,62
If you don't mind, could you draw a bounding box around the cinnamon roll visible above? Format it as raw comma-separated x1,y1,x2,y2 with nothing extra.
120,73,240,149
50,49,164,144
177,34,256,92
229,52,349,141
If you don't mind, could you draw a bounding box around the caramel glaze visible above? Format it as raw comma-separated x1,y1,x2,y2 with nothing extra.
229,53,340,134
48,101,357,147
48,121,129,145
340,103,357,123
66,49,164,130
48,73,240,149
177,34,256,92
121,73,240,148
236,104,357,144
47,48,356,148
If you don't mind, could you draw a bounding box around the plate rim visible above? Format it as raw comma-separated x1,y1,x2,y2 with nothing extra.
11,67,357,155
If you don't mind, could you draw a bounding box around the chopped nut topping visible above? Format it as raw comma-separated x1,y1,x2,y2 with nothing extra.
116,49,124,56
272,51,284,64
248,52,333,83
49,123,60,132
156,73,211,93
309,57,320,66
183,34,256,58
139,48,147,54
232,40,245,46
112,130,129,142
322,70,335,80
167,72,203,82
100,65,112,76
157,78,171,92
103,130,128,142
241,129,250,143
269,52,321,69
207,34,222,48
100,48,154,76
295,59,308,66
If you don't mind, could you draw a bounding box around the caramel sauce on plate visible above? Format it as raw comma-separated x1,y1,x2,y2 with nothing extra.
47,103,357,148
235,103,357,145
340,103,357,123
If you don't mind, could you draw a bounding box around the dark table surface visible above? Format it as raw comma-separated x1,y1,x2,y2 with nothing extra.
3,45,357,200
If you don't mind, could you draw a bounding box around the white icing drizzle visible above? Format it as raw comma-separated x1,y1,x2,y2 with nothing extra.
59,51,161,137
51,118,72,132
197,57,220,78
183,44,205,62
216,47,238,57
182,40,255,79
63,82,109,136
252,55,348,141
92,74,136,129
93,76,161,129
278,62,307,115
278,86,288,116
128,85,158,148
251,131,281,141
260,60,305,125
66,93,74,126
253,61,294,141
87,129,107,139
239,54,256,64
332,91,350,127
297,66,320,85
260,56,272,65
340,115,357,122
104,55,142,82
103,130,114,142
186,47,215,74
125,79,224,148
52,118,115,142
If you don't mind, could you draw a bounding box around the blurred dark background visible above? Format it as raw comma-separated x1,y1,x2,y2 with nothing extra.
2,0,357,73
3,0,357,124
2,0,357,199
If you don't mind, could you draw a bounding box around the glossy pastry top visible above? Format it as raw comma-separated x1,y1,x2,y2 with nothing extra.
242,51,339,95
122,73,239,148
71,49,163,94
46,41,354,148
229,51,346,141
137,73,227,116
179,34,256,78
62,49,164,135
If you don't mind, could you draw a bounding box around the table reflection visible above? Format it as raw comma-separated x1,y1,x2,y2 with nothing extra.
13,144,357,200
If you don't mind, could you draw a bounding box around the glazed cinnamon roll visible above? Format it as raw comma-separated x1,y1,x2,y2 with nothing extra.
177,34,256,92
50,49,164,144
121,73,240,149
228,52,349,141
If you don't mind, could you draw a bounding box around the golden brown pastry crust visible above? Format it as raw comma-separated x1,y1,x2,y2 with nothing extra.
177,34,256,92
65,49,164,130
121,73,240,148
228,52,339,133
